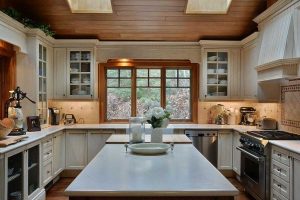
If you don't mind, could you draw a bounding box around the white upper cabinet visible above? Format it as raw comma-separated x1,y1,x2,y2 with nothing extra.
201,48,241,100
241,38,258,100
53,48,67,99
67,49,94,98
53,47,95,99
17,37,53,126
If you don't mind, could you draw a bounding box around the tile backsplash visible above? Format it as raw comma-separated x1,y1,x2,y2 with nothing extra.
197,101,279,124
49,99,279,125
279,79,300,134
49,100,99,124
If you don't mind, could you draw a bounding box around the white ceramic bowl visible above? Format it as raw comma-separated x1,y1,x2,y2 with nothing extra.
208,78,217,84
128,143,171,155
208,56,218,61
217,69,226,73
207,69,215,74
78,90,87,95
219,80,227,84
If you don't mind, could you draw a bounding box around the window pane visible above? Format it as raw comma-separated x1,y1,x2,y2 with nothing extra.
120,69,131,78
178,79,190,87
120,79,131,87
149,78,161,87
166,88,190,119
107,79,119,87
166,69,177,77
137,78,148,87
43,46,47,61
179,70,190,78
149,69,161,77
107,69,118,78
166,78,177,87
137,88,160,116
107,88,131,119
137,69,148,77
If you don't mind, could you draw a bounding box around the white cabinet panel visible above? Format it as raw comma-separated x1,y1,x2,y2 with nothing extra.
87,130,113,162
232,131,241,175
53,48,67,99
293,156,300,200
241,41,258,100
53,131,65,176
217,131,233,170
66,130,87,169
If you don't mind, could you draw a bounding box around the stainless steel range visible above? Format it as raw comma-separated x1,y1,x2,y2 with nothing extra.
238,130,300,200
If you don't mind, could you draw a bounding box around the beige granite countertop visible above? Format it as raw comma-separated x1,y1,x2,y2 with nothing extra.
65,144,238,197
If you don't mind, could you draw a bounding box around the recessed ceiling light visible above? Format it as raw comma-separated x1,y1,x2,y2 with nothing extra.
67,0,113,13
185,0,232,14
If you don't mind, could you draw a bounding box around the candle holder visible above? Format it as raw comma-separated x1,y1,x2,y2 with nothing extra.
129,117,145,144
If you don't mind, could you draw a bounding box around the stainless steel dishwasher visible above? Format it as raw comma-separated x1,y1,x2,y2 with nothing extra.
184,130,218,167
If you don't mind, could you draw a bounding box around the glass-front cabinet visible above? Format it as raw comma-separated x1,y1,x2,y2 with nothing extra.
67,49,94,98
7,150,24,200
4,142,42,200
203,50,229,99
27,145,40,197
38,44,48,125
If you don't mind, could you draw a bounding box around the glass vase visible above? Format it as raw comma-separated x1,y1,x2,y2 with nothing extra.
129,117,145,143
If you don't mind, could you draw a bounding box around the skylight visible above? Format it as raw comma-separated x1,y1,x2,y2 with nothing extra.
67,0,113,13
185,0,232,14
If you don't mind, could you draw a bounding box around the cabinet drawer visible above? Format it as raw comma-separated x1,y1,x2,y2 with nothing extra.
272,146,290,166
42,146,53,162
43,159,52,184
271,174,290,199
42,138,53,149
271,189,288,200
272,159,290,182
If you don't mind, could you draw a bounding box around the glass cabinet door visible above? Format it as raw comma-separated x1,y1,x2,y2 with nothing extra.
38,44,48,125
27,145,39,196
68,50,92,97
206,51,228,97
7,152,24,200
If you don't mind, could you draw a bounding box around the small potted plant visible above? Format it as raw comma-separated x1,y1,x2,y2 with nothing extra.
145,106,171,143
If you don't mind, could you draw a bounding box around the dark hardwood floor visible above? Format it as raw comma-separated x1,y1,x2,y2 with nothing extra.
46,178,254,200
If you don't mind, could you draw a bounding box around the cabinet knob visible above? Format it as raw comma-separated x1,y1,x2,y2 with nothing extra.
63,94,66,96
91,94,93,98
277,153,281,157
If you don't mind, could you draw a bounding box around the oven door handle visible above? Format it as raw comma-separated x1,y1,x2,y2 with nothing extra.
236,146,263,162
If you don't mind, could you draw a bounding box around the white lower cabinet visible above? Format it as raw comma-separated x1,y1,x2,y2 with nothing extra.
53,131,65,176
217,131,233,170
87,129,115,162
66,130,88,169
232,131,241,175
271,145,293,200
1,141,45,200
292,154,300,200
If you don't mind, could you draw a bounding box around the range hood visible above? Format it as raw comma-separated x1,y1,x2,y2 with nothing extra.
255,0,300,82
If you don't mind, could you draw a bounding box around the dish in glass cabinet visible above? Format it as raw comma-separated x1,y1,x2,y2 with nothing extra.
127,143,171,155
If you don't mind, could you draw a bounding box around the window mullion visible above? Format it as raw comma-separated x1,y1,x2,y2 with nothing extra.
161,68,166,108
131,68,137,117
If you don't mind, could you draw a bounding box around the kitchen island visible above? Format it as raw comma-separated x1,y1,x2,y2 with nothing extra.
65,144,238,200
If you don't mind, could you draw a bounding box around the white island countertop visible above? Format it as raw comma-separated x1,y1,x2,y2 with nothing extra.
65,144,238,198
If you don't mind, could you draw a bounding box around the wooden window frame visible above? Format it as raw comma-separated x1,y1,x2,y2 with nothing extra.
99,59,199,123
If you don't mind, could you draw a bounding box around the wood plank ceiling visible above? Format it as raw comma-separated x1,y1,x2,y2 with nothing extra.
1,0,267,41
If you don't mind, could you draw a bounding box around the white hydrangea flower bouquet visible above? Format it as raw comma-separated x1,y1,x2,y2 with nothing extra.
145,106,172,129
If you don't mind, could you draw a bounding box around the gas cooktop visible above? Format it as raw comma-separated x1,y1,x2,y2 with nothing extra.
247,130,300,140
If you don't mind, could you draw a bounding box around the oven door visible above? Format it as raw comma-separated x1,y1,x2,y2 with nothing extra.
237,146,266,200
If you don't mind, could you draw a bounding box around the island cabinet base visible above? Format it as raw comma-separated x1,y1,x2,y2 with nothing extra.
69,196,235,200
